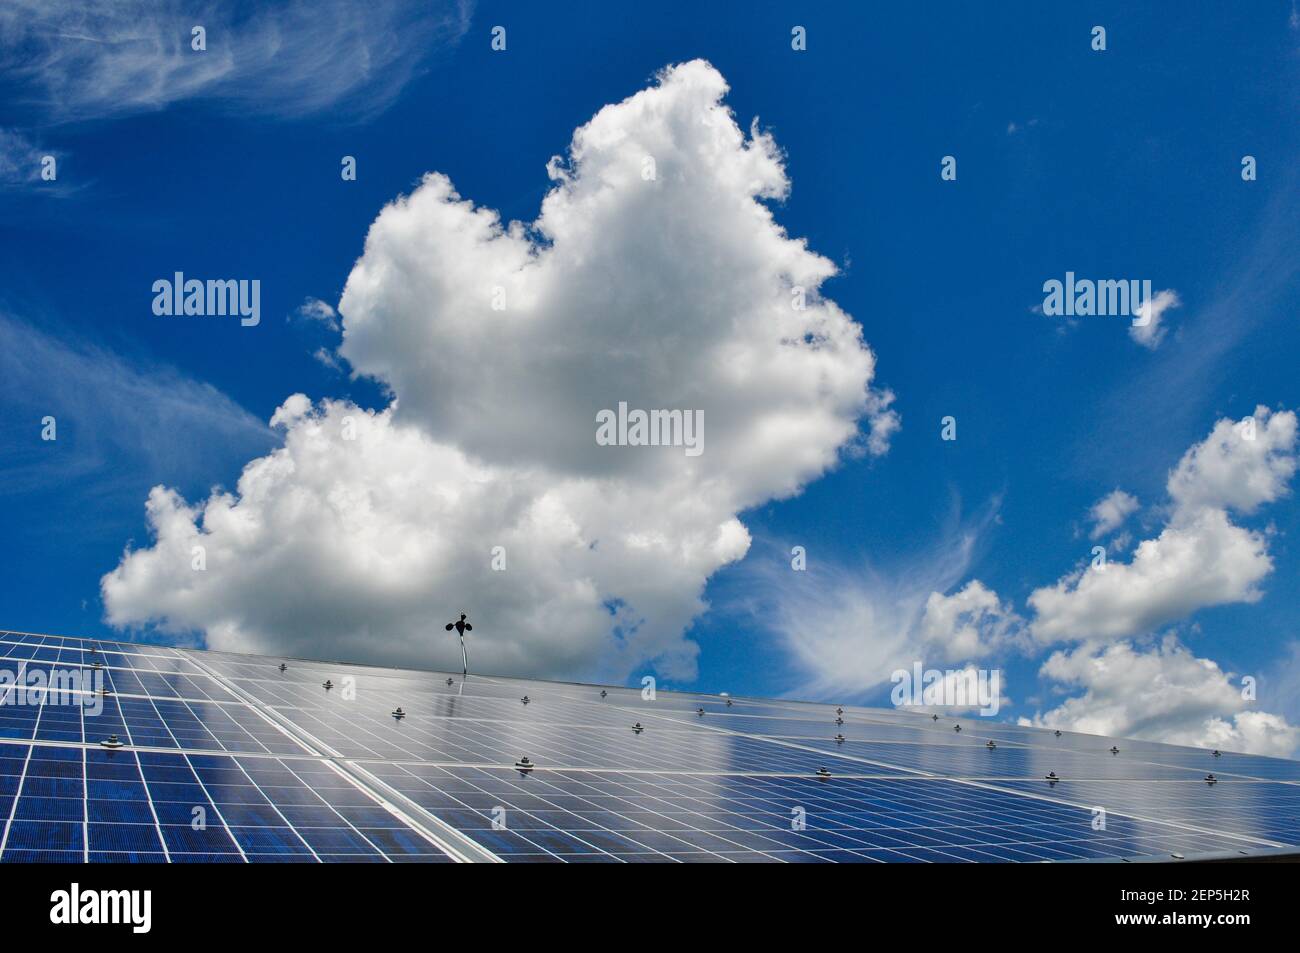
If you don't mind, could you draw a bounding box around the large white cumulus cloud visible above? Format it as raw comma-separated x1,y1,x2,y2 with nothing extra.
338,59,896,488
102,398,748,678
102,61,896,680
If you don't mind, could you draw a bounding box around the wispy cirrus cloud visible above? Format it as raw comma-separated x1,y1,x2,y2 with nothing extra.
0,127,46,185
0,126,75,194
0,0,474,123
0,313,272,502
739,500,1020,702
1082,174,1300,482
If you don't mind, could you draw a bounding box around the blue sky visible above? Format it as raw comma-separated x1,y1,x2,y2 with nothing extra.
2,2,1298,754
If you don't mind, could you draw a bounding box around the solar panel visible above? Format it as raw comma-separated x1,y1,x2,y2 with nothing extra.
1,629,1297,863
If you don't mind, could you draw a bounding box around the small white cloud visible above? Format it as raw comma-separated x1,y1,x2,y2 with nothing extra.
312,347,342,371
1167,405,1297,515
1087,489,1139,539
1030,407,1296,643
1031,500,1274,644
268,392,313,429
1024,637,1298,758
919,580,1021,662
1129,288,1180,349
294,297,339,332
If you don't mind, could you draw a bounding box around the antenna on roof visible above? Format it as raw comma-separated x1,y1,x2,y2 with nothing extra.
444,611,472,677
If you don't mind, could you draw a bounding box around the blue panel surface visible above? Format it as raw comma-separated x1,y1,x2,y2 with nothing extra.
0,629,1296,863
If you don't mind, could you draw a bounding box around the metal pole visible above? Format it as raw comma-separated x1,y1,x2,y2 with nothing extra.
460,634,468,677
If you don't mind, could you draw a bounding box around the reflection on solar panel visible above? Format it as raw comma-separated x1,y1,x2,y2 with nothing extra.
1,629,1297,863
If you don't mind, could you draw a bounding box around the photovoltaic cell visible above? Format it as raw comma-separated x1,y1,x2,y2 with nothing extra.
0,629,1296,863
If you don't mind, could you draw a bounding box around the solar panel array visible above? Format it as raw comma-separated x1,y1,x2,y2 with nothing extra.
2,629,1298,863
